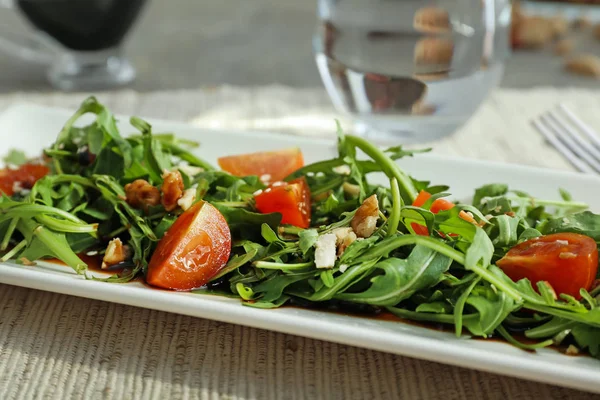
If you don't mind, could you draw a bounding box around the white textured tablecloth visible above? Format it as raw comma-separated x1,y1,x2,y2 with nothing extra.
1,86,600,399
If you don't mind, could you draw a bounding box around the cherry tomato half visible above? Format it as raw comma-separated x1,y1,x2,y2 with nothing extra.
0,164,50,196
217,148,304,182
147,201,231,291
254,177,311,228
497,233,598,298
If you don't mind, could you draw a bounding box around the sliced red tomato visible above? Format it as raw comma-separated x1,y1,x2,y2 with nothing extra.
430,198,454,214
0,164,50,196
254,177,311,228
217,148,304,182
147,201,231,291
412,190,431,207
411,190,476,236
497,233,598,298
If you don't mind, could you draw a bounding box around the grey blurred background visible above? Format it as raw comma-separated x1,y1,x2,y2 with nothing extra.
0,0,598,92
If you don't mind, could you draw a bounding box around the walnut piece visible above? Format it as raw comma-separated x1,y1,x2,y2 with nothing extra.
414,37,454,70
565,54,600,78
514,17,553,49
161,170,184,212
554,39,573,56
332,227,358,256
351,194,379,238
102,238,130,269
413,6,450,33
124,179,161,212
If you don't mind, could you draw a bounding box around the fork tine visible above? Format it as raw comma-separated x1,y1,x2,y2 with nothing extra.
532,118,594,173
545,111,600,163
540,113,600,173
558,104,600,150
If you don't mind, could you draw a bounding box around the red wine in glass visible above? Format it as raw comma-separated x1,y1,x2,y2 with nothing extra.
11,0,148,90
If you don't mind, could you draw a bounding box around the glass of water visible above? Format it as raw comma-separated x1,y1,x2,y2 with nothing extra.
314,0,511,143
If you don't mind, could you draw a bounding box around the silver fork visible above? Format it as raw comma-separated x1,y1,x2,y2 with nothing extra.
532,104,600,174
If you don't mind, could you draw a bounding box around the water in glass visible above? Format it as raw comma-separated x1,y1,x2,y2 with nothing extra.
314,0,511,143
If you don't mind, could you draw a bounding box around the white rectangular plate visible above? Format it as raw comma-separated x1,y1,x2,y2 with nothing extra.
1,103,600,393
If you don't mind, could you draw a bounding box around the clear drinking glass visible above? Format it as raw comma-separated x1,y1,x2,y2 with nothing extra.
313,0,511,143
0,0,146,91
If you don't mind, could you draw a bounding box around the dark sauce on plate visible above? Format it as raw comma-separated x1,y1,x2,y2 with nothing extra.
43,258,580,357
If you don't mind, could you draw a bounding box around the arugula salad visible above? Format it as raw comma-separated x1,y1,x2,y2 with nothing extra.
2,97,600,358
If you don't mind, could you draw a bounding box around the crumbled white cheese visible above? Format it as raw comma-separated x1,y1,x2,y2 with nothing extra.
11,181,23,194
332,227,357,256
556,240,569,246
339,264,349,273
314,233,337,269
332,165,351,175
177,188,197,211
271,182,287,187
177,164,204,177
259,174,272,185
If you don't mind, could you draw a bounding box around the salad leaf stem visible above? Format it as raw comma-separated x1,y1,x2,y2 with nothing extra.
506,196,588,210
496,325,554,350
35,215,98,235
0,217,18,251
387,306,480,326
212,201,248,208
2,204,85,224
344,135,417,203
279,226,304,236
0,239,26,262
387,178,401,237
254,261,314,270
454,277,482,336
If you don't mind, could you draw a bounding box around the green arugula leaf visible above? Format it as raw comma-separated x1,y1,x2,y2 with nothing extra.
571,324,600,357
298,229,318,255
2,150,27,166
464,228,494,271
462,284,517,337
541,211,600,242
472,184,508,207
335,245,452,306
384,146,431,160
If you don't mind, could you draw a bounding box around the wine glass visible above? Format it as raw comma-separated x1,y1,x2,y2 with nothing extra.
0,0,147,91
